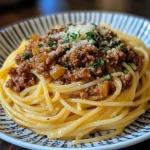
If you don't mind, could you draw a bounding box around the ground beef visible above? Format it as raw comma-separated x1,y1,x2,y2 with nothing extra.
106,48,126,64
63,44,98,67
6,23,142,95
6,70,37,92
48,44,70,62
62,68,94,82
47,27,66,36
16,61,31,75
6,60,37,92
71,81,115,100
15,54,26,65
126,47,142,71
120,73,132,91
105,48,126,73
29,44,70,77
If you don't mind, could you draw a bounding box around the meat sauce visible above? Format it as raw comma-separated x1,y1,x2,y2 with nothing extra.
6,23,142,99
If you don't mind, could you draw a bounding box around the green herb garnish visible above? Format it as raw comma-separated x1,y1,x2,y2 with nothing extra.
98,46,107,51
96,59,105,66
49,37,52,41
38,43,43,48
86,32,93,40
75,67,79,70
24,52,30,59
104,51,107,56
101,43,107,47
120,45,126,51
117,40,121,45
90,59,105,72
70,33,77,40
106,36,111,41
98,47,102,51
63,63,70,69
104,78,107,81
121,69,125,73
90,63,97,72
109,73,113,79
48,42,53,48
64,47,70,52
111,40,121,48
78,30,81,38
62,39,70,44
48,41,57,48
127,63,131,66
65,28,69,33
47,118,49,120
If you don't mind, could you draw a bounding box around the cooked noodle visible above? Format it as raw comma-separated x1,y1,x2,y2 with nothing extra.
0,23,150,145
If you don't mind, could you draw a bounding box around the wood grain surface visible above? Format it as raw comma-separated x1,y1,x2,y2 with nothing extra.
0,0,150,149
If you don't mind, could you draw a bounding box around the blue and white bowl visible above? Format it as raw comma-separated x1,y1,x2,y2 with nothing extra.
0,11,150,150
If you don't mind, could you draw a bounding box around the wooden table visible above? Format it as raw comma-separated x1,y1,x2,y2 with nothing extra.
0,0,150,149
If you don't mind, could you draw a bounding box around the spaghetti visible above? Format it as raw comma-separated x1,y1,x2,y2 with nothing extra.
0,23,150,145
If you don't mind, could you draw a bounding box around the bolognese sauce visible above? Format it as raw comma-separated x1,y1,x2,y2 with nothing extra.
6,23,142,99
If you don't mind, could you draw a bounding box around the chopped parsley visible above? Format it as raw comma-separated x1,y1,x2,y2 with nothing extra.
109,73,113,79
62,39,70,44
47,118,49,120
90,63,95,68
111,42,116,47
98,47,102,51
120,44,126,51
49,37,52,41
75,67,79,70
90,63,97,72
98,47,103,51
24,52,30,59
111,40,121,48
63,63,70,69
96,59,105,66
78,30,81,38
48,41,57,48
98,46,107,51
70,33,77,40
93,29,98,35
104,78,107,81
64,47,70,52
100,43,107,48
66,31,81,41
121,69,126,73
90,59,105,72
113,33,117,37
65,28,69,33
127,62,132,66
106,36,111,41
66,33,78,40
117,40,121,45
104,51,107,56
38,43,43,48
86,32,93,40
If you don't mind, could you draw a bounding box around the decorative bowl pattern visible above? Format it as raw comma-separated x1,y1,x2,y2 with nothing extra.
0,12,150,150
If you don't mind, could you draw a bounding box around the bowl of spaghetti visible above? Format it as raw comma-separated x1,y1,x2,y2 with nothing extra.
0,12,150,150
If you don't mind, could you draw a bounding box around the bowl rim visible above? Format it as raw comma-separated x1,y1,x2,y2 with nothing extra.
0,129,150,150
0,11,150,150
0,10,150,32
